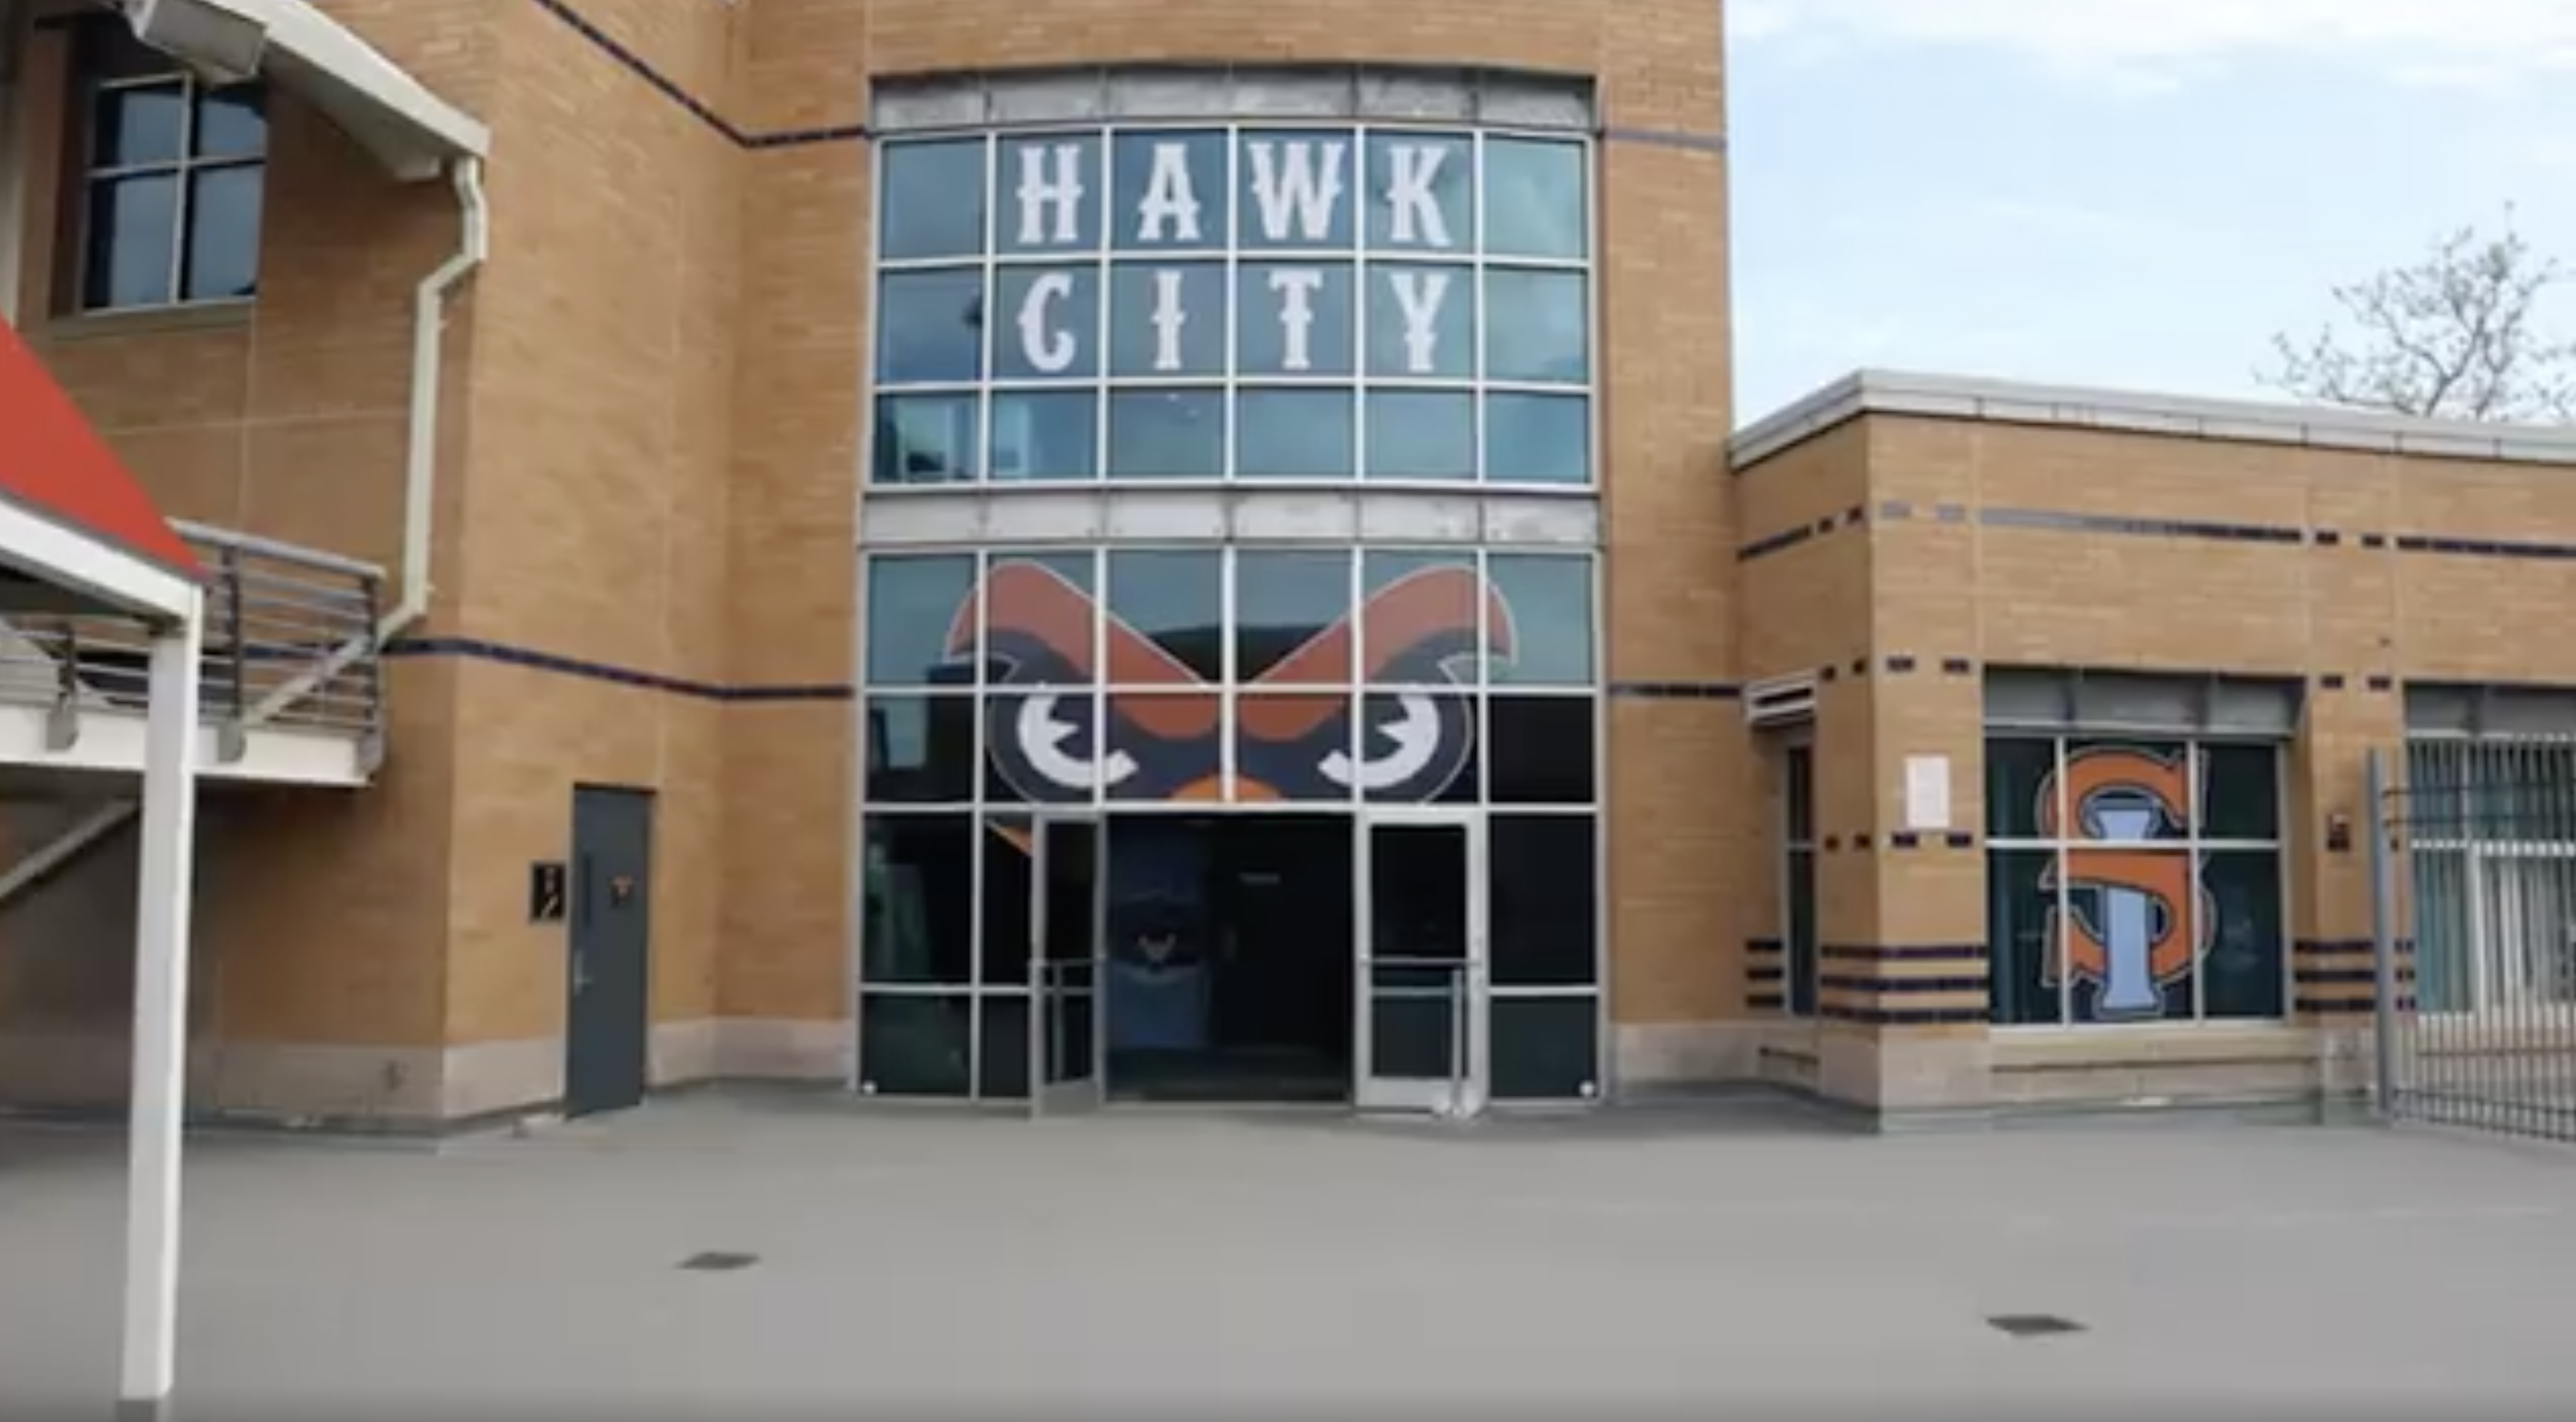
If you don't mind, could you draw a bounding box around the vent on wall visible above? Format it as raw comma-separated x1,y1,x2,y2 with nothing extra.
1744,673,1819,729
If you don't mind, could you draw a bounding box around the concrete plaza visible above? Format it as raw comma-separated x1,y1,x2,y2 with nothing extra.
5,1093,2574,1417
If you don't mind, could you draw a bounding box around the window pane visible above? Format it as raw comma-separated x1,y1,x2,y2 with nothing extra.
2065,846,2196,1024
1365,391,1473,481
90,82,185,168
1365,263,1473,377
981,817,1035,984
1236,550,1352,684
996,135,1103,255
874,394,980,485
990,391,1098,482
1988,848,2059,1026
1785,745,1815,843
2056,741,2191,843
1111,130,1227,252
2202,851,2287,1020
1487,554,1595,686
864,556,976,686
875,269,984,384
83,174,178,309
1237,262,1354,376
863,696,977,804
192,85,266,160
879,138,986,260
182,165,261,301
1985,738,2055,839
1236,694,1355,803
1107,551,1223,683
1492,816,1596,986
1483,138,1587,260
859,995,972,1097
993,265,1099,381
984,692,1108,805
1786,849,1817,1016
1489,696,1596,805
1485,269,1589,383
2199,743,2281,840
979,552,1096,686
1235,131,1354,250
1484,394,1589,484
1108,390,1223,479
1236,390,1354,479
1357,692,1477,805
978,995,1030,1099
1108,262,1225,376
1105,694,1222,802
1492,996,1598,1100
861,816,974,985
1361,551,1479,686
1363,133,1472,255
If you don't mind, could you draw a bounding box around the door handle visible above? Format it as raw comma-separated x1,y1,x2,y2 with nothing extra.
572,951,593,994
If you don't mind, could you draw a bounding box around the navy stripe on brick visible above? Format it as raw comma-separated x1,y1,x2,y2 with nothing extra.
1737,525,1816,562
2396,533,2576,562
384,637,851,704
1608,681,1742,701
532,0,867,149
1822,1005,1989,1026
1600,126,1729,155
1821,944,1988,964
1820,974,1986,996
1979,507,2304,546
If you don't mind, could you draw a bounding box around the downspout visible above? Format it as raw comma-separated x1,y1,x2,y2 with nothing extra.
0,11,24,328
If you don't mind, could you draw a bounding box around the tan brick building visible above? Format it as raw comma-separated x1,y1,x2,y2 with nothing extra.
0,0,2564,1133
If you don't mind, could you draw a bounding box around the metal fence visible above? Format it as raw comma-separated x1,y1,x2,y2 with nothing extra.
2372,741,2576,1143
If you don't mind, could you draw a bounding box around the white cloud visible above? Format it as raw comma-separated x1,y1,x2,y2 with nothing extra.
1732,0,2576,88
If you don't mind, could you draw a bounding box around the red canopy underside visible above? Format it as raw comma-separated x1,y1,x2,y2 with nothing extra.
0,316,195,575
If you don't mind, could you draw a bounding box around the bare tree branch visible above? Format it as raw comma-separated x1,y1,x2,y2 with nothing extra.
2259,213,2575,425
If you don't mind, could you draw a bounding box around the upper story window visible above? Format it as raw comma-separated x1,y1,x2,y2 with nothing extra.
866,71,1595,491
70,21,267,315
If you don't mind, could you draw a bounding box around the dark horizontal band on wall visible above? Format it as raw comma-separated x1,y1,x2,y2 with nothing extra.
1746,993,1784,1011
384,638,852,704
1820,974,1987,996
1609,681,1742,701
1820,944,1988,964
2294,967,2415,986
2301,999,2412,1016
1878,503,2576,570
1822,1005,1989,1026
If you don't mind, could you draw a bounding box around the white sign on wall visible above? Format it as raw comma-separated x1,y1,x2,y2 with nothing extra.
1902,755,1952,833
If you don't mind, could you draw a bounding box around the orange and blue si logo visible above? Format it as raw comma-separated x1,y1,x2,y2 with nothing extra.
2036,746,2214,1020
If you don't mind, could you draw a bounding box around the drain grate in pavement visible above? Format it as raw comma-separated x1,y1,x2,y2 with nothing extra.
1986,1313,2085,1338
677,1250,760,1273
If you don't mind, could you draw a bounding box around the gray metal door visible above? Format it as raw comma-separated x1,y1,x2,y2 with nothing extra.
565,786,654,1118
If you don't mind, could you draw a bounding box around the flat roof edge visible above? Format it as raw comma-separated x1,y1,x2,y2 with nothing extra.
1729,368,2576,472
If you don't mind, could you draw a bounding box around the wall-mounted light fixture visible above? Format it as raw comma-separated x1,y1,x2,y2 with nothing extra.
121,0,267,88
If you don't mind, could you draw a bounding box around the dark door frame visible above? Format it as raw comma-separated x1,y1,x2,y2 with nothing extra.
564,782,655,1118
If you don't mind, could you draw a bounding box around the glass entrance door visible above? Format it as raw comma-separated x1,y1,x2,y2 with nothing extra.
1029,816,1106,1117
1355,811,1487,1117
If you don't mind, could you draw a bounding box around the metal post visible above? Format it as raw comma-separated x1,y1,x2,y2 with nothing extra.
218,546,247,761
119,594,205,1420
2369,747,2401,1124
1446,965,1468,1121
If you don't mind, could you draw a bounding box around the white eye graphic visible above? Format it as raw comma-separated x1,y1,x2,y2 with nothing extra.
1321,693,1442,793
1015,694,1138,791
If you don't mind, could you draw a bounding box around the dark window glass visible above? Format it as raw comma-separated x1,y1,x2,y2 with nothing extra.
1984,738,2055,839
861,816,975,985
978,995,1030,1099
1363,133,1472,255
90,81,185,167
1492,996,1598,1100
1236,550,1352,683
1483,138,1587,260
2062,846,2196,1024
982,693,1106,806
1987,848,2059,1026
996,135,1103,255
1491,816,1596,986
993,265,1100,381
1366,391,1473,482
1106,551,1223,682
879,138,986,261
192,85,266,160
990,391,1098,482
859,995,972,1097
863,696,978,804
2202,851,2287,1020
1352,692,1479,806
1484,394,1589,484
1785,744,1815,843
875,269,985,385
2199,743,2280,840
1107,389,1223,479
1786,848,1818,1016
76,22,185,82
978,552,1095,686
864,556,976,686
1487,554,1594,686
874,394,980,485
1236,390,1354,479
1108,262,1225,377
83,174,177,309
182,165,260,300
1488,696,1595,805
2058,740,2191,843
1111,130,1227,251
1484,269,1589,382
1103,694,1222,802
981,817,1035,985
1360,551,1479,686
1235,131,1355,250
1236,262,1354,376
1364,263,1473,378
1236,694,1355,803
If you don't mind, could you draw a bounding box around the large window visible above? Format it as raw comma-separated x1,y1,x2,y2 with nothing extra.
856,546,1602,1099
871,124,1593,487
1985,736,2288,1026
2405,738,2576,1015
69,22,266,314
1778,742,1817,1017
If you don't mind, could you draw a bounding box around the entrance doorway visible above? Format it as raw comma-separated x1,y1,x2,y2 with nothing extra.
564,786,654,1118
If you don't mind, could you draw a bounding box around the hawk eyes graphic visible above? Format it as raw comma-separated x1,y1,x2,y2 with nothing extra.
946,562,1513,804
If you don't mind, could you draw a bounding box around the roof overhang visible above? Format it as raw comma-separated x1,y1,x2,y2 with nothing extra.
116,0,489,182
0,491,195,621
